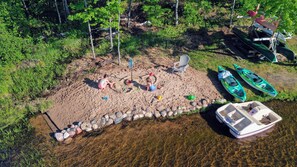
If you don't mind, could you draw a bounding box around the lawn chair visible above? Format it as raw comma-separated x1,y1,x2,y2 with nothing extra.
172,54,190,74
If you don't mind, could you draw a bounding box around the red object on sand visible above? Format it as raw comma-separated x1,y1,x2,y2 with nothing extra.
149,72,154,76
247,10,257,17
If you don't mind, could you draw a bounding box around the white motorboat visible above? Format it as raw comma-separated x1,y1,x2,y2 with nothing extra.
216,101,282,139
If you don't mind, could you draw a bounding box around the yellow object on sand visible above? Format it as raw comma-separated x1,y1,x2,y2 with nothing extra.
156,95,162,100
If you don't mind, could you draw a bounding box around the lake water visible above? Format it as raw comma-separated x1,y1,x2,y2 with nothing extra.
50,101,297,166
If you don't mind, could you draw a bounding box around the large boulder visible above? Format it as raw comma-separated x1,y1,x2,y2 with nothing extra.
160,111,167,118
122,113,127,119
99,117,106,127
177,110,183,115
190,101,197,107
145,112,153,118
104,114,109,122
114,118,123,124
115,111,123,118
90,119,97,125
76,127,83,135
171,106,177,111
55,132,64,142
67,128,76,137
216,98,227,104
157,105,165,112
146,107,154,113
139,114,144,119
201,99,209,108
154,111,161,118
106,119,114,126
63,132,70,139
80,122,92,131
133,114,140,121
168,111,173,117
124,116,132,121
109,113,116,120
92,123,99,130
173,111,178,116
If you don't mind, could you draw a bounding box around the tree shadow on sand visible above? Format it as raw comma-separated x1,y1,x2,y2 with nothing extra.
200,104,234,138
83,78,98,89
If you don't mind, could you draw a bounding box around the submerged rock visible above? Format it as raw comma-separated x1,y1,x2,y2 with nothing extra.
63,137,73,144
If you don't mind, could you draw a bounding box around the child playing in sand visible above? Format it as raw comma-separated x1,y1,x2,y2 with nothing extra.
98,74,114,91
146,72,156,91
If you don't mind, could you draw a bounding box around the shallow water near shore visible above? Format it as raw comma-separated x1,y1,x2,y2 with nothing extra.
36,101,297,166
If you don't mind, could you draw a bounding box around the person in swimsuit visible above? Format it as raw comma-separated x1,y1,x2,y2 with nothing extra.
146,72,156,91
98,74,114,91
146,76,153,91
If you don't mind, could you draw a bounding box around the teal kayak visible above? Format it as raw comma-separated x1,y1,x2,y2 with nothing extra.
233,64,278,97
218,66,246,102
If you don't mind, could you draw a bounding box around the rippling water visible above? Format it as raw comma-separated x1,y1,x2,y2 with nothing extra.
47,101,297,166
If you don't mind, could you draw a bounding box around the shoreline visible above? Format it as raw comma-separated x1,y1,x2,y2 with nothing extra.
52,96,226,143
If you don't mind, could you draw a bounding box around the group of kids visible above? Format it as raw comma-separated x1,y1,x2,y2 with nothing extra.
98,73,156,91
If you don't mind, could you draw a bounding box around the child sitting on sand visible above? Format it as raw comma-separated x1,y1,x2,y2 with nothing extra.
98,74,114,91
146,72,156,91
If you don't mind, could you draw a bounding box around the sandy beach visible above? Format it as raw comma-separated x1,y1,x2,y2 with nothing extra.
46,55,223,129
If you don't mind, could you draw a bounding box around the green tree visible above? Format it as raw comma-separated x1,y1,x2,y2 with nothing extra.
183,0,211,27
69,0,124,62
142,0,172,27
238,0,297,33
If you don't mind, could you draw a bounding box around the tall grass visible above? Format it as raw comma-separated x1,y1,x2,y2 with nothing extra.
0,30,87,165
